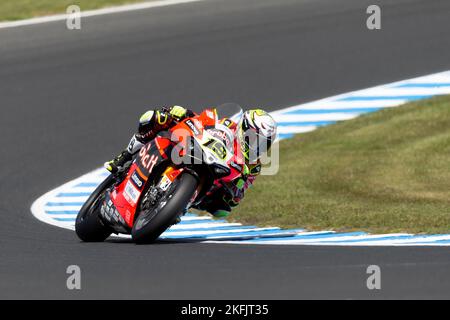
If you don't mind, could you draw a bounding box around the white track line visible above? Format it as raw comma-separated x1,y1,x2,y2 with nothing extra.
164,227,279,237
277,126,317,134
276,100,405,111
270,70,450,116
274,113,360,123
0,0,206,29
350,87,450,97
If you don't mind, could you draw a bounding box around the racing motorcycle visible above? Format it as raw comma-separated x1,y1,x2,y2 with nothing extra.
75,103,244,244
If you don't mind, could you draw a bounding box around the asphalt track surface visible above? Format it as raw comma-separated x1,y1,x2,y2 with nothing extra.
1,0,450,299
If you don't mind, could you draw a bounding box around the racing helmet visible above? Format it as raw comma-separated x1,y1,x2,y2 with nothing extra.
237,109,277,163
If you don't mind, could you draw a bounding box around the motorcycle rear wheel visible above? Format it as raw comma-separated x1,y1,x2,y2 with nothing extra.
75,174,114,242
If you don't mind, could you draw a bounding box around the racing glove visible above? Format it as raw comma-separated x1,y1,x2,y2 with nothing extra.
169,105,188,120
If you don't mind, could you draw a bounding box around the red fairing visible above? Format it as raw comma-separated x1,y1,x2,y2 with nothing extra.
110,162,145,227
110,137,172,227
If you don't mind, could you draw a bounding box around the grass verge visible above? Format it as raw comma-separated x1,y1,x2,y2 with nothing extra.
0,0,151,22
231,95,450,234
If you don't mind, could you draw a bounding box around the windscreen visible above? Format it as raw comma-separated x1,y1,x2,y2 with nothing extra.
215,102,243,123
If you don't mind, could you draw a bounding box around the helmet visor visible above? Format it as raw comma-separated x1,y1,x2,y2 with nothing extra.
238,117,273,163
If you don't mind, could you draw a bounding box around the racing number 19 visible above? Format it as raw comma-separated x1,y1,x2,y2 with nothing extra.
204,139,227,160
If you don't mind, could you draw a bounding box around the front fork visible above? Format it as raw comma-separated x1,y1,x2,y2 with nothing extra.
157,166,203,211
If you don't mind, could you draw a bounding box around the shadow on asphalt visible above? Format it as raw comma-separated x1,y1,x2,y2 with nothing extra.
104,237,208,245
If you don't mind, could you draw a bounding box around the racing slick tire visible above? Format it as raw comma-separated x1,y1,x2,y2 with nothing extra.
132,172,198,244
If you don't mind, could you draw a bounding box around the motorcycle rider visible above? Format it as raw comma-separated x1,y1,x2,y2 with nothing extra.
104,105,277,218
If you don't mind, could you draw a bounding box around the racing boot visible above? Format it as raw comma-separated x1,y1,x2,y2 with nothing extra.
104,150,132,173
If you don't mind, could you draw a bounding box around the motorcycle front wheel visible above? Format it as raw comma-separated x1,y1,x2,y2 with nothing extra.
131,172,198,244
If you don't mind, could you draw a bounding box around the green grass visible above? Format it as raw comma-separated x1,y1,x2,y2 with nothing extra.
0,0,151,21
231,95,450,234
